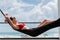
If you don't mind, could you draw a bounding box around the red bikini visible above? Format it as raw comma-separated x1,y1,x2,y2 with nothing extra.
17,23,25,30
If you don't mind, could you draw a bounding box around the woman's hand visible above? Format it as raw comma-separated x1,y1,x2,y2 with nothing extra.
4,13,9,18
4,13,9,22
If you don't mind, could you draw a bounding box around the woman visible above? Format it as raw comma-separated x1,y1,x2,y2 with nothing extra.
4,13,60,37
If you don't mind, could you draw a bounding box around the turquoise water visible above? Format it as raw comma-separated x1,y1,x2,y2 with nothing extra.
0,23,38,36
0,32,23,36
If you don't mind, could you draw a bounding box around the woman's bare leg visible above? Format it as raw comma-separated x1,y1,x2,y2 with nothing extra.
38,20,55,27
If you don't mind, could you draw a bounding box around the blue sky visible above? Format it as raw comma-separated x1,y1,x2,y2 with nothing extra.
0,0,59,37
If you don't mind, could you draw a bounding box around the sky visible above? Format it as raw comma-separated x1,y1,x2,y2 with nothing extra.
0,0,59,37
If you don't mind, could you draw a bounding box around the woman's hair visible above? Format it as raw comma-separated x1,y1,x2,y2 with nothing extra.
10,17,16,20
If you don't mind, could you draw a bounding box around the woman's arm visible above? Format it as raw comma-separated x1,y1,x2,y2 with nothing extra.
4,14,19,30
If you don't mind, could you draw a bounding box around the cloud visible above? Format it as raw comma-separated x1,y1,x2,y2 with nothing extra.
24,0,58,22
21,0,42,5
10,1,34,11
41,0,58,20
0,0,58,22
